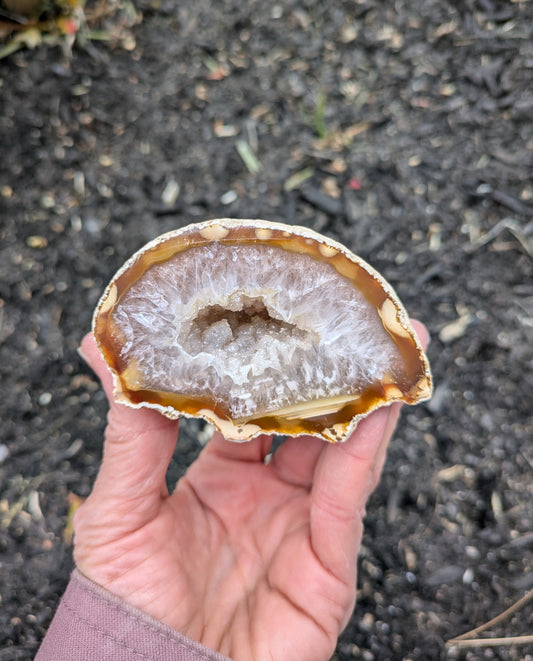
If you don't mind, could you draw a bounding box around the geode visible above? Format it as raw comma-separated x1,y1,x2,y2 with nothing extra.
93,219,432,442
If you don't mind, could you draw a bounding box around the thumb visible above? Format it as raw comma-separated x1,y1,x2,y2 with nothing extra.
79,332,179,506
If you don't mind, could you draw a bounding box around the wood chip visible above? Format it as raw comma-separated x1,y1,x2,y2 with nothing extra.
439,312,473,343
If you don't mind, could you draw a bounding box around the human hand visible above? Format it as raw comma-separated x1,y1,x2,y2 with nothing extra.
74,322,428,661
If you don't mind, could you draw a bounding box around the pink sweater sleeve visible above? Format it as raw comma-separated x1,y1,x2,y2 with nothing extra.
35,569,233,661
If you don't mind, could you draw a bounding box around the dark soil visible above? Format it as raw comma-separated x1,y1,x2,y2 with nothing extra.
1,1,533,659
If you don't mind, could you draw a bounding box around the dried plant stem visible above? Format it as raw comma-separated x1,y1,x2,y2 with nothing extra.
446,587,533,648
447,635,533,649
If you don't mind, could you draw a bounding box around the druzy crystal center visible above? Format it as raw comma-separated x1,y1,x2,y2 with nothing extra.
183,299,308,356
111,242,402,420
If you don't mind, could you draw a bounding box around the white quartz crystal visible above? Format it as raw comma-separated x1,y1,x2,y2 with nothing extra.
112,243,404,419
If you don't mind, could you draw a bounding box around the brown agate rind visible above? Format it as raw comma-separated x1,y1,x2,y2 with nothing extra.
93,218,432,442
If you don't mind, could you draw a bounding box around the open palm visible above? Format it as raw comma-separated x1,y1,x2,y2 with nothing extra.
73,329,424,661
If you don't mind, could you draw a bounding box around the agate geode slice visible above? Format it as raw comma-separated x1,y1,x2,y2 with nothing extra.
93,219,432,442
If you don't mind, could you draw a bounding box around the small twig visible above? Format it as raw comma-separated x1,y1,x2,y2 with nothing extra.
447,635,533,649
235,140,262,174
0,475,47,529
466,217,533,257
0,17,37,30
0,9,29,24
446,587,533,646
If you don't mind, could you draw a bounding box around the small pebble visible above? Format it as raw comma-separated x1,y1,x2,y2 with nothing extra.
197,423,215,446
220,190,238,205
161,179,180,206
360,612,375,632
462,568,474,584
26,235,48,249
39,392,52,406
465,545,480,560
40,193,55,209
0,444,9,465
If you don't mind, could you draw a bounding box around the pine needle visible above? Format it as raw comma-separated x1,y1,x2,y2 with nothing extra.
446,587,533,649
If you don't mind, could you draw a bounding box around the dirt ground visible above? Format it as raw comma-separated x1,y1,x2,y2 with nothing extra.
1,1,533,659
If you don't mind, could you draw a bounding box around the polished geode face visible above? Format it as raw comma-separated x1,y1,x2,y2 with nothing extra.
111,242,404,420
93,219,432,442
